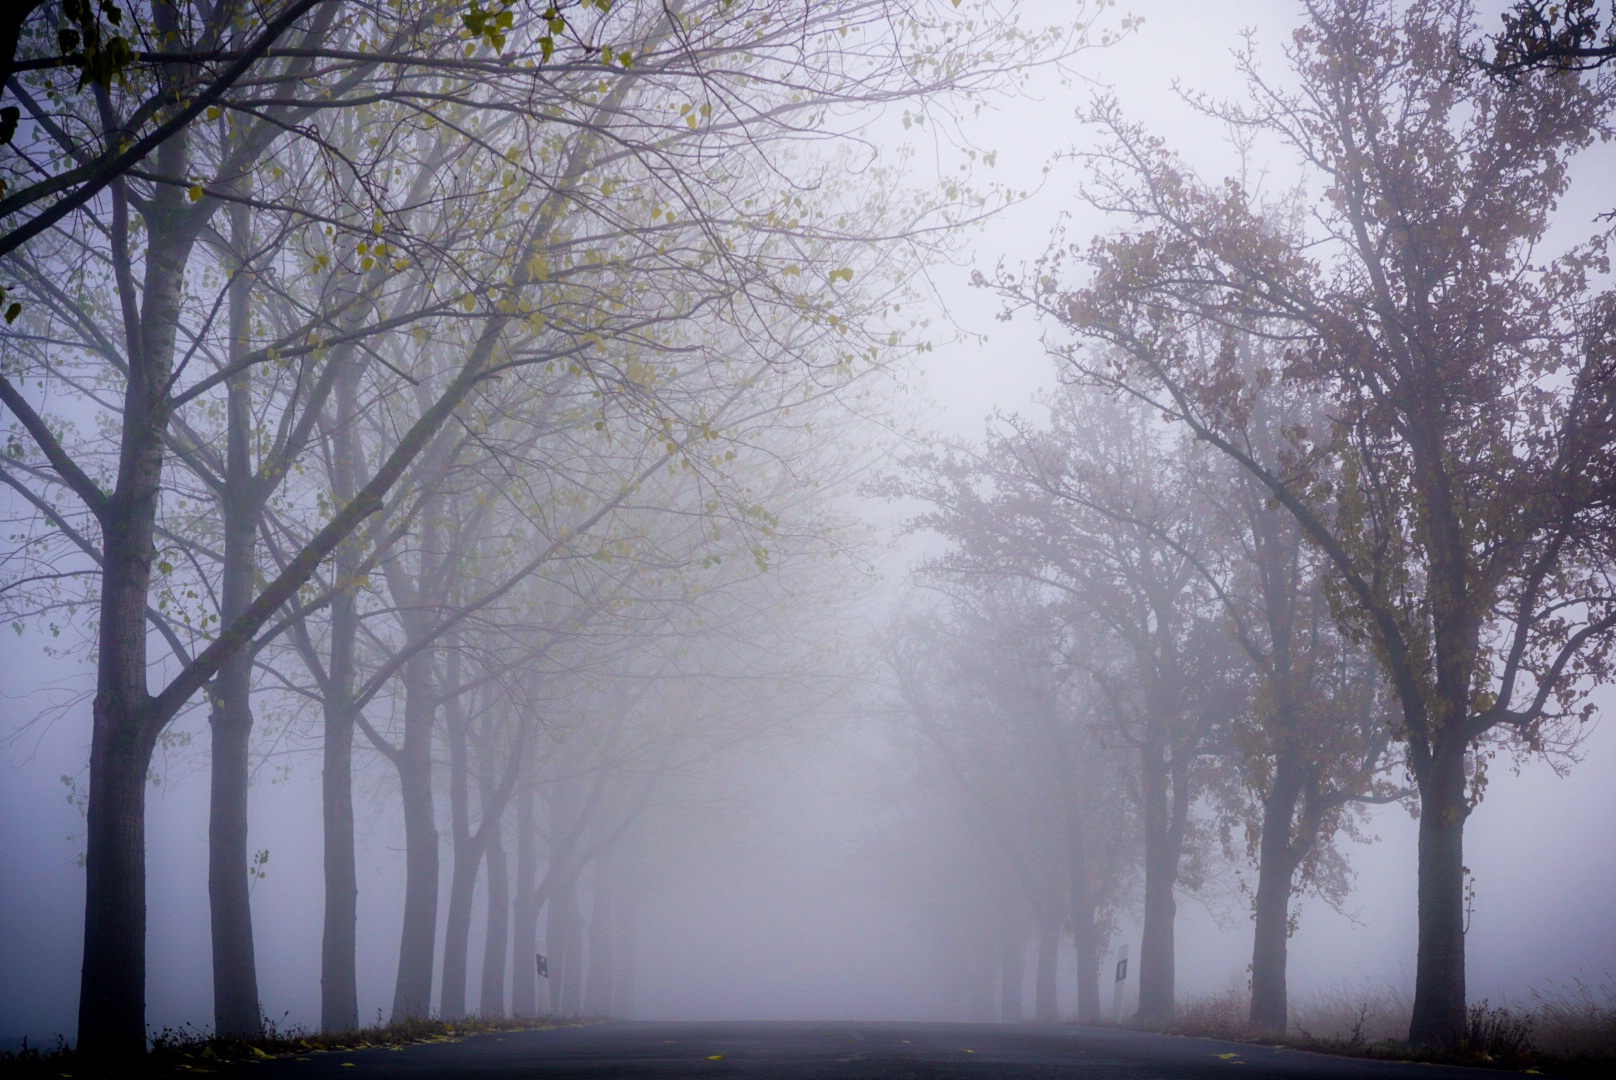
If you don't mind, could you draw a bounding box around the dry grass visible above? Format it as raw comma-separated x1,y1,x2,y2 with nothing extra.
1526,977,1616,1059
1289,978,1411,1045
1165,976,1616,1070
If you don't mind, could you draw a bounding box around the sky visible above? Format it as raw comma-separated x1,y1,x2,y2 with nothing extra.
5,0,1616,1048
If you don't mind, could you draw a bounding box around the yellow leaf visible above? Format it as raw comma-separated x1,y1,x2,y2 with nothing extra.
188,183,203,203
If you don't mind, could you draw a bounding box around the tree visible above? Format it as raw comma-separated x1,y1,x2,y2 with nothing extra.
995,372,1402,1033
1003,0,1616,1043
883,582,1131,1021
883,392,1234,1022
1185,350,1403,1034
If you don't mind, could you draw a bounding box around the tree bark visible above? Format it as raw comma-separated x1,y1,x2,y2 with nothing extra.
77,124,196,1054
207,197,262,1041
1067,775,1101,1022
1033,907,1059,1021
440,693,479,1021
1408,736,1469,1045
511,777,540,1017
1248,761,1306,1035
389,650,440,1021
998,919,1024,1022
79,697,158,1056
546,865,580,1016
583,853,615,1017
480,827,510,1018
610,862,639,1020
1135,741,1177,1022
318,357,363,1033
319,693,359,1031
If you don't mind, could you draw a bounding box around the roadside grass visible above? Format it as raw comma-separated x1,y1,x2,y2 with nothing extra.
0,1013,569,1079
1155,977,1616,1073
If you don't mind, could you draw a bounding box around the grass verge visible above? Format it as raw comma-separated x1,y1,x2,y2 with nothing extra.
1151,977,1616,1074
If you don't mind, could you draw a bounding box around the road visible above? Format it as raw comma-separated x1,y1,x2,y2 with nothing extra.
237,1020,1529,1079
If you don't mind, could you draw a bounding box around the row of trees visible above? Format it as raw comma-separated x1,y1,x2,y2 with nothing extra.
880,0,1616,1045
879,378,1398,1034
0,0,1112,1057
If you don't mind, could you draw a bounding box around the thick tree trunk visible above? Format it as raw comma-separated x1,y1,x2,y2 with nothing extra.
439,836,481,1020
583,854,614,1017
965,933,996,1022
207,664,260,1039
1072,918,1101,1024
1408,737,1469,1046
511,779,540,1016
480,829,510,1017
320,695,359,1031
440,701,478,1021
79,698,157,1056
1067,784,1101,1022
1033,908,1059,1021
208,236,263,1039
318,359,363,1034
546,867,580,1016
998,919,1024,1022
611,873,639,1019
1249,766,1305,1035
390,653,439,1021
1135,745,1177,1022
77,152,194,1055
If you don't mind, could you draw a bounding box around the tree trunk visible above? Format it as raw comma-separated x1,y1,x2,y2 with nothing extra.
77,153,194,1056
546,866,580,1016
439,697,478,1021
208,217,263,1039
1135,744,1177,1022
1408,736,1469,1046
320,695,359,1032
965,932,997,1022
511,778,540,1017
1067,782,1101,1022
1249,764,1305,1035
583,854,614,1017
1033,907,1059,1021
207,662,260,1039
438,834,481,1021
78,698,157,1056
611,865,639,1020
480,828,510,1017
390,652,439,1021
998,919,1024,1022
318,358,363,1033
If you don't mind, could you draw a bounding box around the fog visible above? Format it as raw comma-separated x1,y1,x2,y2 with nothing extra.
5,0,1616,1056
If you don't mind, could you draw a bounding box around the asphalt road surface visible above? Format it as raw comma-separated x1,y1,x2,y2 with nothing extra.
237,1020,1530,1079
